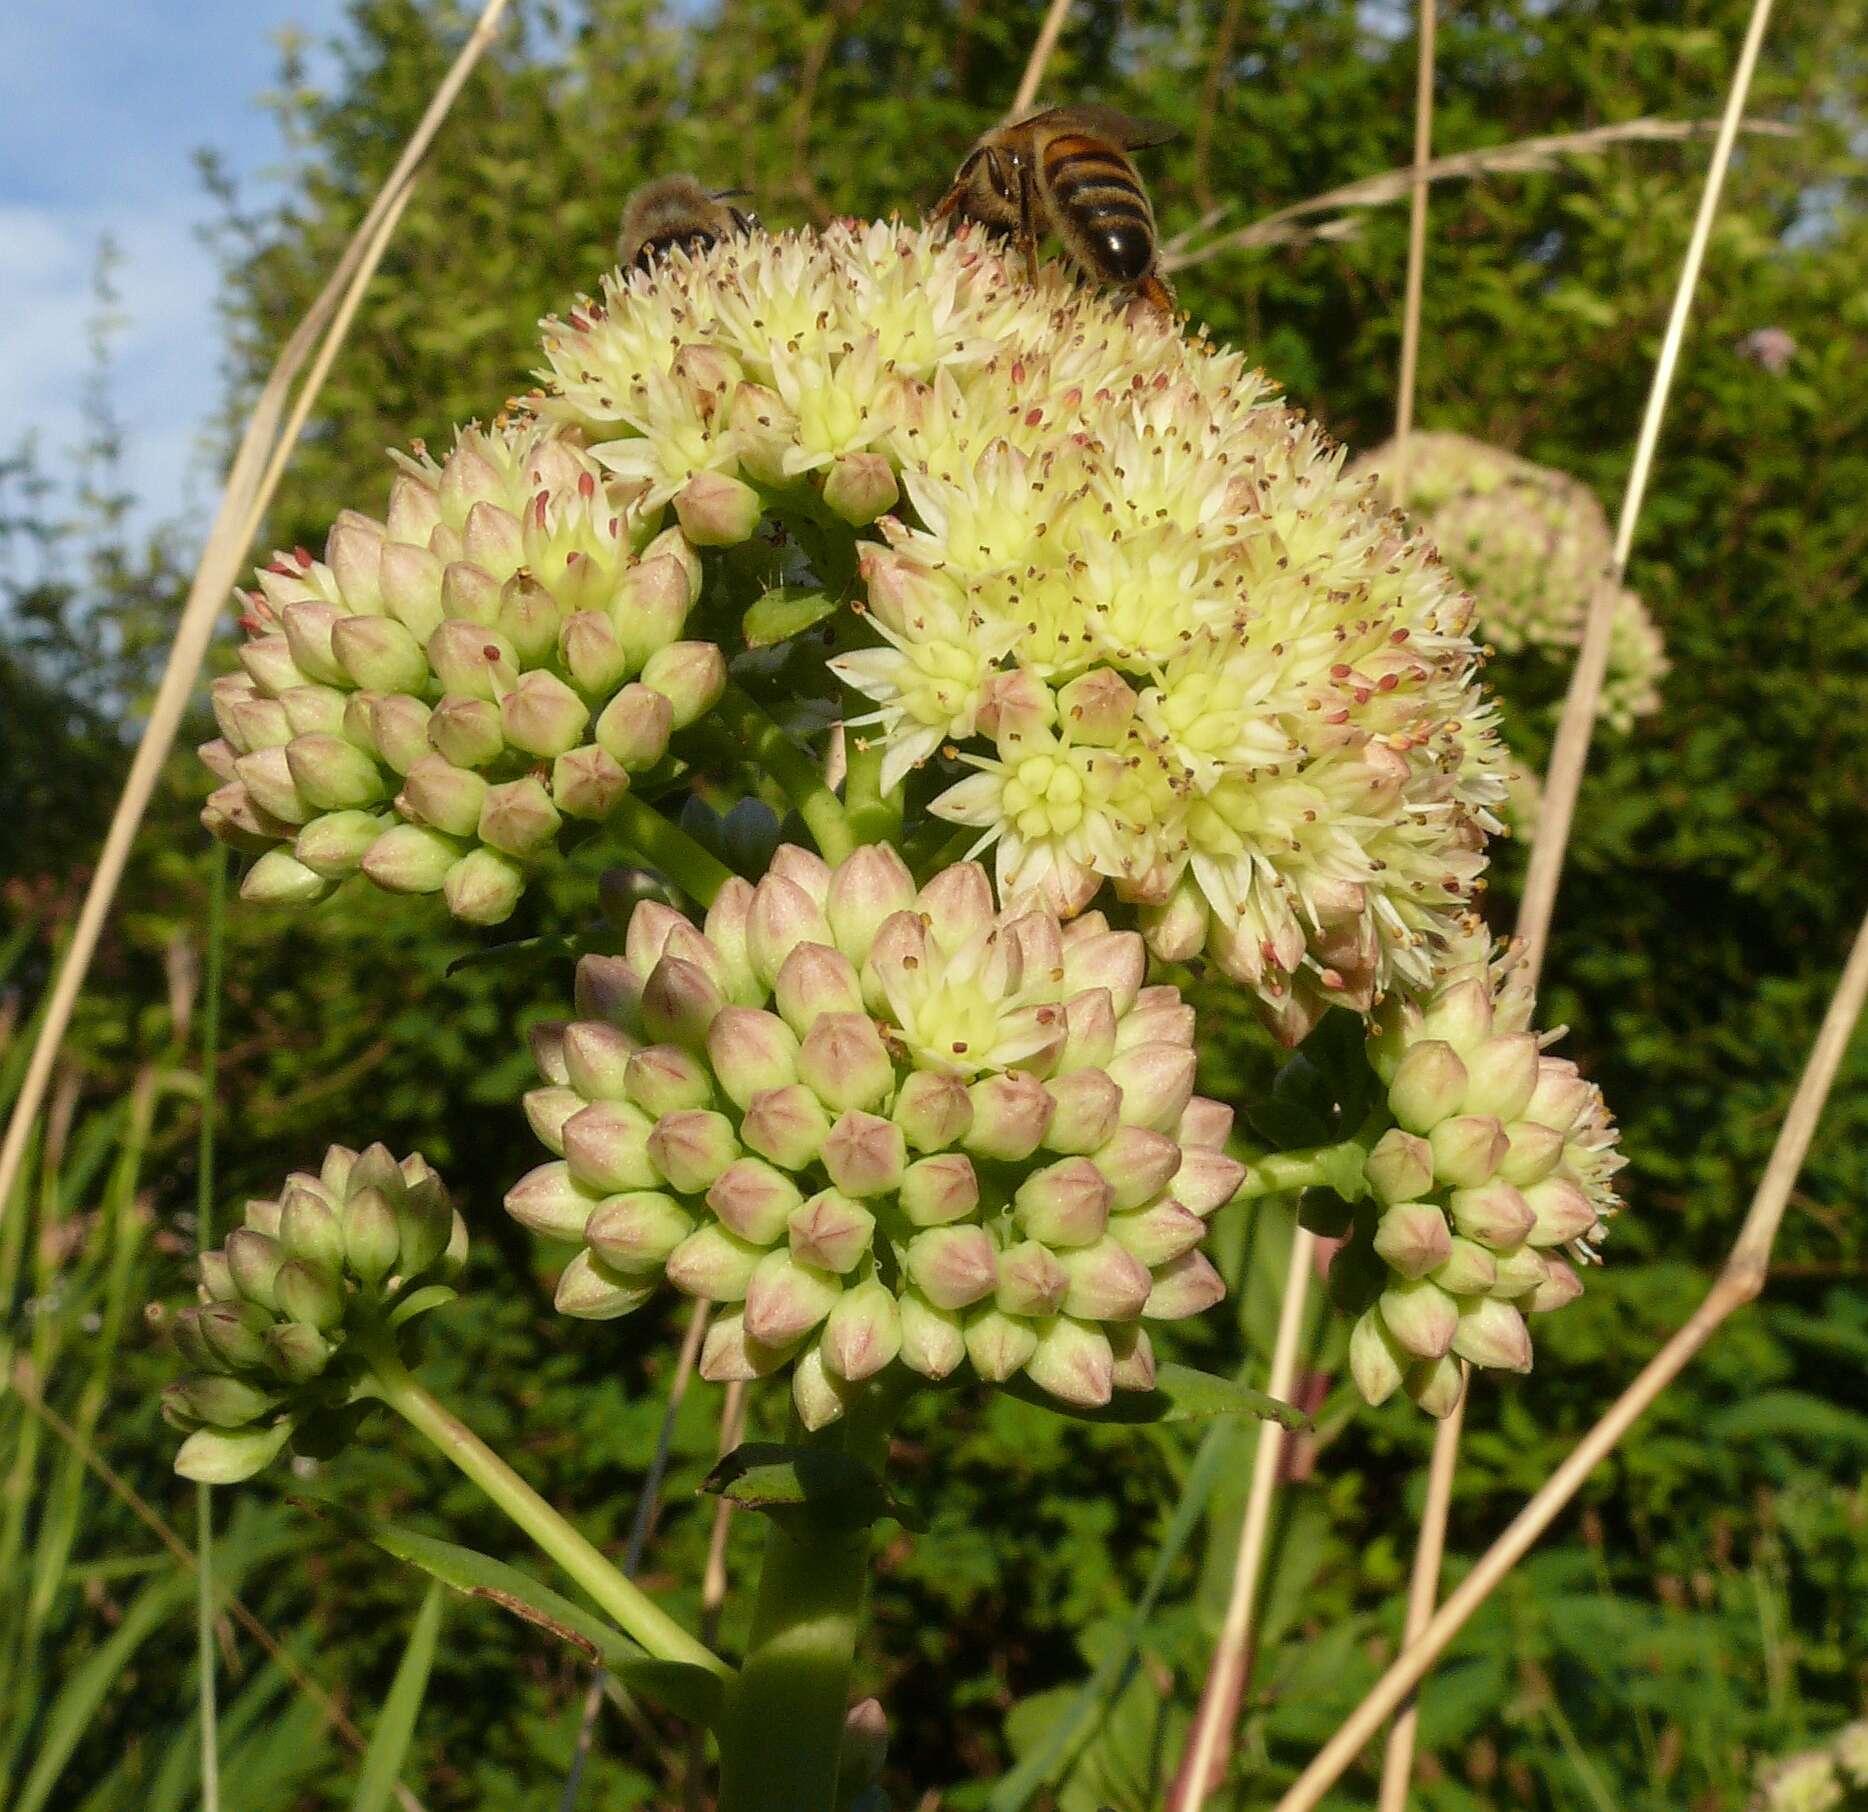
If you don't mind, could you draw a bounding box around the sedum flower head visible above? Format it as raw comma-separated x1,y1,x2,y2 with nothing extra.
159,1144,467,1480
1337,922,1624,1417
1754,1752,1847,1812
534,222,1508,1034
1349,432,1668,735
200,421,724,924
506,845,1241,1429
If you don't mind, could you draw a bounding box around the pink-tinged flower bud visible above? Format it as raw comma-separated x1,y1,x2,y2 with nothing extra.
555,1248,659,1319
280,602,348,686
896,1153,977,1229
1107,1042,1196,1134
349,1142,406,1202
1526,1253,1584,1313
1174,1146,1247,1218
594,683,675,771
476,777,561,859
211,676,262,750
703,1008,800,1111
1044,1069,1123,1155
286,734,387,812
1109,1321,1156,1391
586,1191,696,1275
241,849,334,905
966,1072,1054,1161
529,1021,571,1088
820,1277,902,1380
1058,987,1117,1073
1061,929,1146,1018
791,1343,856,1431
242,1193,287,1239
647,1108,740,1195
560,609,630,695
443,848,526,924
1378,1276,1458,1359
499,670,588,760
906,1225,998,1310
1060,1237,1153,1320
1141,883,1211,965
1496,1119,1564,1188
275,1257,346,1330
774,942,865,1035
325,511,384,607
1015,1157,1112,1247
562,1021,639,1101
748,875,835,989
641,955,725,1050
552,744,631,820
1349,1308,1406,1406
821,1110,908,1198
899,1290,966,1379
974,665,1054,745
995,1240,1071,1317
427,621,519,700
1452,1296,1533,1372
1521,1059,1593,1136
266,1320,334,1384
625,1043,712,1118
401,754,488,838
227,692,292,750
664,1223,766,1300
167,1373,282,1431
817,853,908,974
1056,668,1136,748
1388,1040,1469,1134
1421,977,1494,1056
278,1187,345,1280
727,382,800,485
614,551,695,663
459,493,523,567
505,1161,601,1240
1026,1316,1116,1407
396,1177,453,1277
1116,991,1195,1054
641,639,727,728
198,1250,239,1302
702,880,763,1004
378,542,446,639
822,452,899,525
798,1013,894,1112
893,1070,973,1153
563,1100,661,1194
745,1250,842,1346
705,1159,804,1245
916,862,996,947
282,682,346,737
1461,1032,1541,1124
319,1145,358,1198
238,633,307,697
295,809,384,878
198,737,241,785
1433,1237,1499,1296
1447,1179,1536,1248
331,612,427,693
768,841,832,902
740,1084,833,1170
787,1189,876,1273
1405,1353,1466,1418
225,1229,284,1310
1487,1242,1549,1300
1089,1126,1183,1210
1178,1096,1234,1151
441,558,502,625
1428,1114,1509,1188
202,782,288,853
497,573,564,666
1108,1198,1207,1267
622,898,691,981
1364,1128,1435,1207
425,694,503,768
964,1308,1039,1381
673,470,762,546
699,1307,795,1382
234,746,312,824
1521,1175,1599,1247
1135,1247,1225,1322
1374,1202,1453,1279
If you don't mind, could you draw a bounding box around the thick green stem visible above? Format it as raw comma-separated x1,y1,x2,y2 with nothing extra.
716,1384,903,1812
367,1349,731,1684
607,792,734,906
842,735,900,850
716,684,854,863
1233,1140,1363,1201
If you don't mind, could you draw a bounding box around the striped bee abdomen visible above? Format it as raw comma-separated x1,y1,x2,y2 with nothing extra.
1041,134,1155,283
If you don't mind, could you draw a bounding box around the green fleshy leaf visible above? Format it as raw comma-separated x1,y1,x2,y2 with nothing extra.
743,585,836,649
997,1362,1307,1429
387,1283,458,1328
700,1441,924,1532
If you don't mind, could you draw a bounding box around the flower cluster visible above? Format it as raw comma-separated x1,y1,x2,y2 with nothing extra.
1752,1725,1868,1812
535,221,1507,1033
1339,926,1623,1416
163,1144,466,1480
201,423,725,924
508,846,1241,1428
1348,432,1667,735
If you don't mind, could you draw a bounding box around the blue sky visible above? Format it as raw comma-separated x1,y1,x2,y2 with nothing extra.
1,0,351,542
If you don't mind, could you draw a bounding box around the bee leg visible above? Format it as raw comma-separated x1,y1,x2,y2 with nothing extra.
1135,273,1178,315
1015,164,1041,285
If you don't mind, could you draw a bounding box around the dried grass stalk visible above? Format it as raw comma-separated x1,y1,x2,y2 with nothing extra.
1012,0,1076,115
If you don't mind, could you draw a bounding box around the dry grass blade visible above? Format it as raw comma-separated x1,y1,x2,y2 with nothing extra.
1389,0,1437,511
1012,0,1075,115
8,1361,429,1812
0,0,516,1232
1161,115,1791,272
684,1380,749,1812
1276,896,1868,1812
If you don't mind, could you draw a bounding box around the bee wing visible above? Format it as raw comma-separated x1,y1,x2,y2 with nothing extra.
1027,103,1179,151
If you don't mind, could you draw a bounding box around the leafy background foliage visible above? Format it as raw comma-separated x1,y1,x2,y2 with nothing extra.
3,0,1865,1806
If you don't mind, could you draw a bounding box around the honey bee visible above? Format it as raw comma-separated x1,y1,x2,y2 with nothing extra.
932,103,1177,312
617,175,756,271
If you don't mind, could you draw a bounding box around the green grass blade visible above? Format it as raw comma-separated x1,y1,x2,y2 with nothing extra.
196,842,228,1812
350,1582,445,1812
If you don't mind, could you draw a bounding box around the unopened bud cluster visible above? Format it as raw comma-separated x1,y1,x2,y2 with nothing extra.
508,845,1240,1429
1341,929,1623,1417
200,422,725,924
161,1144,467,1480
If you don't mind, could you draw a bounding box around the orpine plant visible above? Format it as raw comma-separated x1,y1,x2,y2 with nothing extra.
171,218,1624,1810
